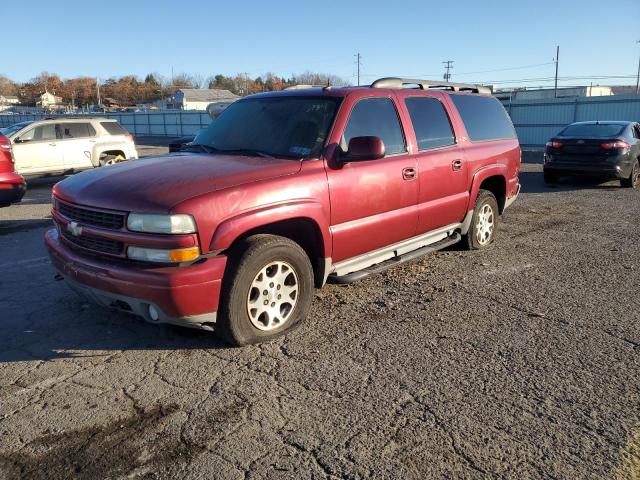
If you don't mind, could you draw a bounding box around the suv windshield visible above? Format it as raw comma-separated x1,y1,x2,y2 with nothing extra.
1,122,32,137
194,96,341,159
559,123,625,137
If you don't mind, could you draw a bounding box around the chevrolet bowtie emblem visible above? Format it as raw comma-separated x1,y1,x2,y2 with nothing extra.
67,221,83,237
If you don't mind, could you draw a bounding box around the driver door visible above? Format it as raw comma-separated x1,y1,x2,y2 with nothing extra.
12,124,63,175
325,95,418,264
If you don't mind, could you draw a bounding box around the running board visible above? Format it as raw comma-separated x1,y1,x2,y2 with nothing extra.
328,232,461,284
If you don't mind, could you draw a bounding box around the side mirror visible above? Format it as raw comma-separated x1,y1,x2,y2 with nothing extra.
343,136,385,162
14,137,26,144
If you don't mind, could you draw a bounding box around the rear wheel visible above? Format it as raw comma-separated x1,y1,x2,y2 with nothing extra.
463,190,499,250
99,154,125,167
621,159,640,188
217,235,314,346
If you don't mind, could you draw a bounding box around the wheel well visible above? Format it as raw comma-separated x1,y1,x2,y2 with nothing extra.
229,218,326,287
479,175,506,213
99,150,125,158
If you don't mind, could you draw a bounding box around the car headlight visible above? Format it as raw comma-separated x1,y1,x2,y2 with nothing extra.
127,246,200,263
127,213,196,234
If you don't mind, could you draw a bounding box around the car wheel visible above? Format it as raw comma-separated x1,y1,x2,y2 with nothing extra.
99,154,124,167
217,234,314,346
621,159,640,189
463,189,499,250
544,171,559,184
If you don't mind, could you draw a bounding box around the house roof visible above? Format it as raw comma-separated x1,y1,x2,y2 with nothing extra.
178,88,238,102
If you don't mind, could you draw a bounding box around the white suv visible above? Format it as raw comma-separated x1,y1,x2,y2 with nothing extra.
0,118,138,177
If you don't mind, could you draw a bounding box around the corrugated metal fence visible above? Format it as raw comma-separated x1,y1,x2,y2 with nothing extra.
2,95,640,147
502,94,640,147
0,111,212,136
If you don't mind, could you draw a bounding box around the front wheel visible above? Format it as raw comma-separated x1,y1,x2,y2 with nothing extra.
463,190,499,250
621,159,640,189
217,235,314,346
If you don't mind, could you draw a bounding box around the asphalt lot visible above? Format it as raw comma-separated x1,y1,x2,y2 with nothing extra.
0,150,639,479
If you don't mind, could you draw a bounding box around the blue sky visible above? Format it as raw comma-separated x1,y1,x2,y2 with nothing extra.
5,0,640,88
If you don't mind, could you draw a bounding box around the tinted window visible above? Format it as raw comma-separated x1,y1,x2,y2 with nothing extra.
60,123,95,139
20,124,57,142
559,123,626,138
450,94,516,141
405,97,455,150
343,97,405,155
195,96,341,159
101,121,128,135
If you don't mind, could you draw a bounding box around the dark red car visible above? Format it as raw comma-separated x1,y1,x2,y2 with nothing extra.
0,134,26,207
45,78,520,346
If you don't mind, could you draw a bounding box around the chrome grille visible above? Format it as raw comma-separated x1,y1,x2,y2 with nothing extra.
58,201,124,230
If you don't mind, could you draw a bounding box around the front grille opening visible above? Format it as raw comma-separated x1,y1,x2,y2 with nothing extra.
61,229,124,255
58,201,125,230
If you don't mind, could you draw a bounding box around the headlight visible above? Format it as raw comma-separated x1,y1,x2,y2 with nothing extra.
127,246,200,263
127,213,196,234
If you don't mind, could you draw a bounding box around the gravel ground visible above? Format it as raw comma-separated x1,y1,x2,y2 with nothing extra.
0,153,638,479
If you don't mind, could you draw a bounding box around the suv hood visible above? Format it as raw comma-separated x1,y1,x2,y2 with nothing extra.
54,153,302,212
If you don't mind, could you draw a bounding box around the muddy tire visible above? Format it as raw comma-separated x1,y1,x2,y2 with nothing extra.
217,235,314,346
621,159,640,189
463,190,499,250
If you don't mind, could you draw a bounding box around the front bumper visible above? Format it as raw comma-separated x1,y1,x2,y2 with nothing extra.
45,228,227,331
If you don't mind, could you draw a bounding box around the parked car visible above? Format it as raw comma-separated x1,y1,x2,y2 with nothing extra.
2,117,138,178
544,121,640,188
45,77,520,346
0,134,26,207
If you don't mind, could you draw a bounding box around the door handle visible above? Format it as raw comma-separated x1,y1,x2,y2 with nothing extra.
402,167,417,180
452,159,463,171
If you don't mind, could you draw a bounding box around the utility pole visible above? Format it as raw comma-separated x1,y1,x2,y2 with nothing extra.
355,53,362,86
96,77,101,107
554,45,560,98
442,60,454,82
635,40,640,95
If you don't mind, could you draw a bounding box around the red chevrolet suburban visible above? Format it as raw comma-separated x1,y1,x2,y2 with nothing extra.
45,77,520,346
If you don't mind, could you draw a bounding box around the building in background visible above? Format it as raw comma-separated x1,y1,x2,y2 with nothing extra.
494,86,613,101
0,95,19,106
165,88,239,110
36,91,65,111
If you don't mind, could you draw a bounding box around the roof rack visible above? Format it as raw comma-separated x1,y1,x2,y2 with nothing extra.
283,84,326,90
370,77,491,95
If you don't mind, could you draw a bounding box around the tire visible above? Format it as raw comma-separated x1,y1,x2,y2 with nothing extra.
217,234,314,346
621,159,640,189
463,190,499,250
99,154,124,167
544,171,559,184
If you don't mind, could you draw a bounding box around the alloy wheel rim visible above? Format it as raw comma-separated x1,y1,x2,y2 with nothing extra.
476,204,495,245
247,261,299,331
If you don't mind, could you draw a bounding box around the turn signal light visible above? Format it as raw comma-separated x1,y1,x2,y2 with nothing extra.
601,141,629,150
167,247,200,263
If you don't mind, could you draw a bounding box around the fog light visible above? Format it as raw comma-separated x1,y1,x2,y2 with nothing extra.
148,305,160,322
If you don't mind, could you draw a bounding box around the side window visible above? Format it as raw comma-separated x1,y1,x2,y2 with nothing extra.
450,94,516,142
405,97,455,150
20,124,56,142
343,97,406,155
60,123,94,139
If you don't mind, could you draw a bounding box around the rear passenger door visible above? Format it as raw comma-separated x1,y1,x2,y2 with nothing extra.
58,122,96,169
403,95,469,233
325,96,418,263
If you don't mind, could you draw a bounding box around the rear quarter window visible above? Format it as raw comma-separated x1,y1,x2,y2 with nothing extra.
100,121,128,136
450,94,516,142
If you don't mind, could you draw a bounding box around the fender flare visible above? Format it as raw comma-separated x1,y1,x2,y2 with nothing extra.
467,164,508,212
209,200,331,259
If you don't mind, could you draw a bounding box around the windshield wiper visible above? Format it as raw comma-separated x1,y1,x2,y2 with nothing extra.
183,144,218,154
216,148,275,159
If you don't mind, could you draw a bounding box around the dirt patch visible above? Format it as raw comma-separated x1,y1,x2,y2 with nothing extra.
616,429,640,480
0,404,202,480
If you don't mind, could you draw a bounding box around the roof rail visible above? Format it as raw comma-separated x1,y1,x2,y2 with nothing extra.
370,77,491,95
283,84,326,90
